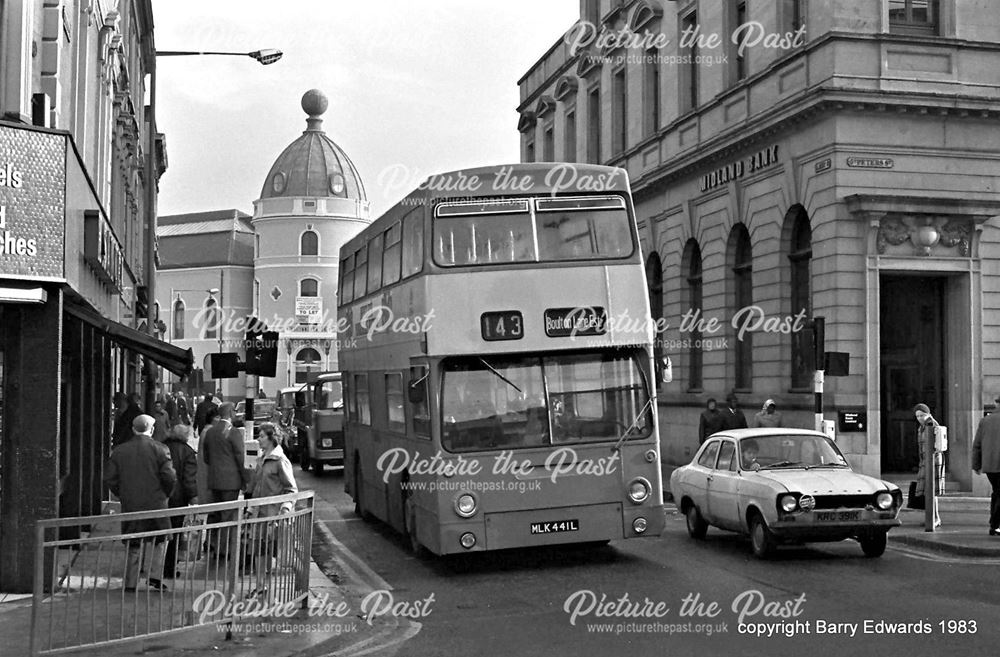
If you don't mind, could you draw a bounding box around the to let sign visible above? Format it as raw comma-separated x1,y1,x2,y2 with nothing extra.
295,296,323,323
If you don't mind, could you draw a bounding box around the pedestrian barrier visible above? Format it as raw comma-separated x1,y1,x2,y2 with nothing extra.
29,491,314,655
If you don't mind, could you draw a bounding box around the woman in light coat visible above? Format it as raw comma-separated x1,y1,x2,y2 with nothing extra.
247,423,298,594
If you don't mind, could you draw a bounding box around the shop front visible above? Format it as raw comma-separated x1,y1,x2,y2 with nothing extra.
0,121,192,592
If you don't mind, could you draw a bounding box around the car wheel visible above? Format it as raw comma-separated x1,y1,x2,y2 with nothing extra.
859,530,888,558
685,504,708,540
312,459,325,476
749,514,776,559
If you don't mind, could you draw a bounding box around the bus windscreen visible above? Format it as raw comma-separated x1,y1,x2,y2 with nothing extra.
441,350,651,452
433,196,634,266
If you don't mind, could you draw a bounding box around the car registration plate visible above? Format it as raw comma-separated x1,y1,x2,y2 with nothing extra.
815,510,860,522
530,519,579,535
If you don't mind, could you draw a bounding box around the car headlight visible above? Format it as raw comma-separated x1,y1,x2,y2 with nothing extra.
779,494,799,513
627,478,651,504
455,493,477,518
876,491,894,510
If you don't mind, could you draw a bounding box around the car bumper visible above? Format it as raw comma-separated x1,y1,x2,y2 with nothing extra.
768,508,901,540
314,448,344,462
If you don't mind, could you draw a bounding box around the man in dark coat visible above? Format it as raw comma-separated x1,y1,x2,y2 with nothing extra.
112,392,143,448
698,398,727,444
193,392,216,436
104,414,176,591
161,424,199,575
202,402,248,557
973,397,1000,536
722,392,748,430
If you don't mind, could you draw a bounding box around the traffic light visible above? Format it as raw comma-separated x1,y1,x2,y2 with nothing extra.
207,352,241,379
245,324,279,378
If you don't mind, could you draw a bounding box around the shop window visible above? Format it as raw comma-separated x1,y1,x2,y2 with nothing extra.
889,0,940,36
683,240,703,391
788,206,813,389
300,278,318,297
173,299,185,340
729,225,753,389
295,348,322,384
300,230,318,256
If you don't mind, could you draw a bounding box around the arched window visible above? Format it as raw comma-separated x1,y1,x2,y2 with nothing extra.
682,240,703,390
173,298,185,340
729,225,753,389
300,278,318,297
295,348,322,384
300,230,318,256
646,252,664,376
203,297,219,340
787,206,813,388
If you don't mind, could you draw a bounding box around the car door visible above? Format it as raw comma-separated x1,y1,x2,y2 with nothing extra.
687,440,720,521
706,439,741,531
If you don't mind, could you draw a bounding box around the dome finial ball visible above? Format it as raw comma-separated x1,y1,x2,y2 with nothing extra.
301,89,328,117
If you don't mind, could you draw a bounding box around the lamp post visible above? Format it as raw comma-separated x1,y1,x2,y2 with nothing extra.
145,47,282,410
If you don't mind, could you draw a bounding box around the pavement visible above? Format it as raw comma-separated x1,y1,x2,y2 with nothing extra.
890,496,1000,557
0,520,391,657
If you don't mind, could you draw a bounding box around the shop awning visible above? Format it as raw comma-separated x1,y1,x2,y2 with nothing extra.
65,304,194,377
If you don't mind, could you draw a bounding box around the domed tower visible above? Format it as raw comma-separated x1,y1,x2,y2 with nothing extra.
252,89,370,391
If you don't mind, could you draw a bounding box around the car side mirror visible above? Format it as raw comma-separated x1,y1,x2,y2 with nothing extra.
408,382,425,404
294,392,305,408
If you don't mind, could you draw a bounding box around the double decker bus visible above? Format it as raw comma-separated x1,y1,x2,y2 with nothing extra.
337,162,666,554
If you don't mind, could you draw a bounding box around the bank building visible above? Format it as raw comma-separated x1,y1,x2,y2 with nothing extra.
517,1,1000,495
158,89,370,399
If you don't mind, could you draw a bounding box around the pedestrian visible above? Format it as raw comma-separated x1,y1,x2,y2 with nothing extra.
257,388,267,399
202,402,249,558
913,403,942,529
750,399,783,428
151,399,170,443
698,398,727,444
247,422,298,595
112,392,143,448
162,424,199,576
174,391,192,426
722,392,748,430
972,397,1000,536
103,414,176,592
193,391,216,436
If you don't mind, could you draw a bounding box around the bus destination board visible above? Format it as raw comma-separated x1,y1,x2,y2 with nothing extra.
544,306,607,338
481,310,524,341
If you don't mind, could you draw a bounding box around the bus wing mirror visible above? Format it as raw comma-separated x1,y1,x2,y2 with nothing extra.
294,391,305,407
657,356,672,384
408,383,425,404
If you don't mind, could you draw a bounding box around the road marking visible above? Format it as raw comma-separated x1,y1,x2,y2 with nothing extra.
315,518,393,592
887,543,1000,565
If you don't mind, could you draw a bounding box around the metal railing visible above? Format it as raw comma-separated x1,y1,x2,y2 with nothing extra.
29,491,314,655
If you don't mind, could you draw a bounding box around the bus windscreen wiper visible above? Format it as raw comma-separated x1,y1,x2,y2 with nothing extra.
612,397,653,453
478,357,522,393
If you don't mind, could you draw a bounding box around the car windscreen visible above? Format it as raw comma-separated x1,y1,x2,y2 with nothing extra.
739,434,848,470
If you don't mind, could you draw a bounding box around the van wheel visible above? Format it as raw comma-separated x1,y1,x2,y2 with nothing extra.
749,513,776,559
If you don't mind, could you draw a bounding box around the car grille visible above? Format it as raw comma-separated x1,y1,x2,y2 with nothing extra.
812,495,872,509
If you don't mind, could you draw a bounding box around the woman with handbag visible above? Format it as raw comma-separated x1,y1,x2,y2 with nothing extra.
246,423,298,597
913,403,942,528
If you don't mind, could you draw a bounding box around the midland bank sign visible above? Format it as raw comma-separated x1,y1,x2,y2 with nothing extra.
0,124,66,281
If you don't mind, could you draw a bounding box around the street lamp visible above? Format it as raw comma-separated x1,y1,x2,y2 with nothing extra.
145,47,281,410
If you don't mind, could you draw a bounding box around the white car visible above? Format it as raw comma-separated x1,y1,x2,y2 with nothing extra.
670,429,903,558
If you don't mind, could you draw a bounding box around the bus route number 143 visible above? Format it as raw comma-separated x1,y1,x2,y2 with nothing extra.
481,310,524,342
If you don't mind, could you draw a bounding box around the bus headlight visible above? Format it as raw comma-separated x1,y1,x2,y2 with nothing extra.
460,532,477,549
876,491,894,510
644,449,657,463
633,517,648,534
455,493,478,518
627,478,651,504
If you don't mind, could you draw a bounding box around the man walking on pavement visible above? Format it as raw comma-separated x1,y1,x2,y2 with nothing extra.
972,397,1000,536
104,414,177,591
202,402,249,557
112,392,143,448
193,391,216,436
151,399,170,443
698,398,727,444
162,424,199,576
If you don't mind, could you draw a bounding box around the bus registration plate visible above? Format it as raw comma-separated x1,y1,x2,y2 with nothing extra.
530,519,580,535
481,311,524,341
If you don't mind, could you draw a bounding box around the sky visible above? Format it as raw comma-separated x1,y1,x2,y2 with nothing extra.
152,0,578,218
